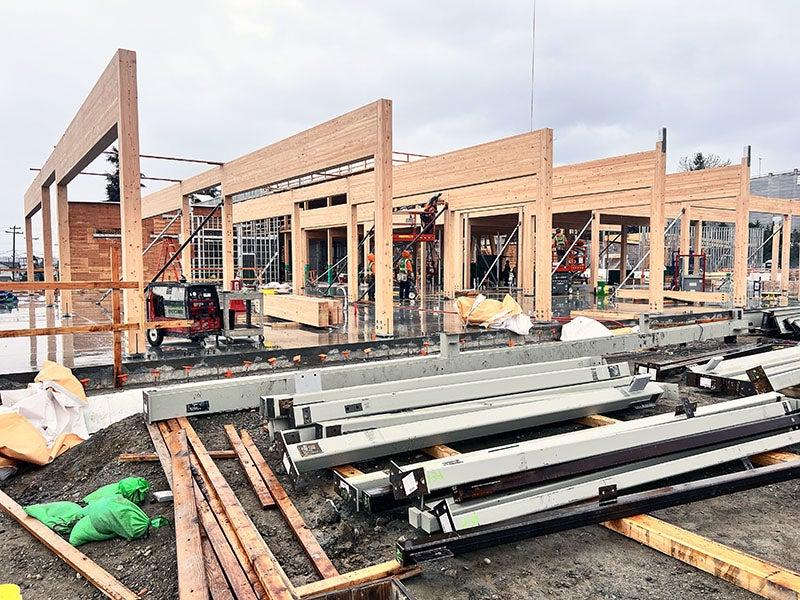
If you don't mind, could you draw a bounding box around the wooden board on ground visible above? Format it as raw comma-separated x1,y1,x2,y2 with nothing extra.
293,561,420,599
119,450,236,462
616,288,729,304
224,424,276,509
261,294,342,328
0,489,140,600
240,429,339,579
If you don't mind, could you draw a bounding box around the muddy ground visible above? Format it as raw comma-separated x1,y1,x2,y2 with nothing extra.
1,335,798,599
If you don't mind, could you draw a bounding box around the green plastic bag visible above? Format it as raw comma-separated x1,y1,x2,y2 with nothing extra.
24,501,84,534
83,477,151,505
69,494,167,547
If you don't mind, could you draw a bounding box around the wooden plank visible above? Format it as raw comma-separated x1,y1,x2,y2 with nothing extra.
603,515,800,600
240,429,339,579
293,560,420,599
147,421,174,487
120,450,236,462
262,295,329,328
0,319,192,339
202,536,236,600
224,425,275,509
176,417,295,600
166,429,208,600
0,488,139,600
0,280,140,291
615,288,729,304
331,465,363,478
421,445,461,459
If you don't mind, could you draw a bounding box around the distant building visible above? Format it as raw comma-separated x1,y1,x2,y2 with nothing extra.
750,169,800,226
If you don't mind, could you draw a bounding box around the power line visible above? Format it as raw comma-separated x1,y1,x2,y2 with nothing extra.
5,226,23,281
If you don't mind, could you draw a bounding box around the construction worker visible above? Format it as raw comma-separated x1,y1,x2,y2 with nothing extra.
420,192,441,232
554,228,568,261
397,250,414,300
366,253,376,301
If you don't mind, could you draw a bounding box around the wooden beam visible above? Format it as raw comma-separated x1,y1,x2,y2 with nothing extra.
201,536,236,600
590,211,600,291
771,219,781,282
292,201,306,294
0,280,140,291
222,193,234,290
732,154,751,307
41,185,55,305
110,247,123,384
520,205,534,295
262,294,331,327
181,195,192,281
240,429,339,579
694,219,703,273
462,214,471,289
0,489,140,600
648,136,666,312
421,445,461,459
119,450,236,462
679,204,692,274
293,561,420,599
534,128,554,321
25,216,34,284
374,98,394,336
620,221,628,282
117,49,145,354
224,425,275,509
176,418,294,599
165,429,208,600
781,214,791,297
56,184,73,314
0,319,192,339
346,204,359,301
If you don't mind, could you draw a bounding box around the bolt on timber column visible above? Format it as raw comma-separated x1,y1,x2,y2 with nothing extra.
56,184,72,315
374,99,394,336
648,129,667,312
534,128,553,321
732,147,751,307
40,186,55,306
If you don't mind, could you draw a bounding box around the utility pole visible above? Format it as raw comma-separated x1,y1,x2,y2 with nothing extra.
5,226,23,281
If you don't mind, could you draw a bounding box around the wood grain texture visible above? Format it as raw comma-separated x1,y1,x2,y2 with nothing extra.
120,450,236,462
0,489,139,600
732,155,751,307
240,429,339,579
649,140,667,312
224,425,275,509
202,535,236,600
374,99,394,336
294,561,420,598
56,184,73,313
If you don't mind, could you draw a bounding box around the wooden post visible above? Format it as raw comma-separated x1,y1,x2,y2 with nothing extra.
781,214,791,299
110,247,122,386
346,204,359,301
291,202,307,294
418,239,427,301
56,184,72,315
117,49,145,354
648,132,667,312
374,99,394,336
221,193,234,289
693,219,703,273
24,216,34,284
732,150,751,307
620,221,628,282
520,205,534,295
679,204,692,275
770,218,780,283
590,211,600,291
180,195,192,281
534,129,554,320
40,186,55,306
460,215,470,290
443,209,457,298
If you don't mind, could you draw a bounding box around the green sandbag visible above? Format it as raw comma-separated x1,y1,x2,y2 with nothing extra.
69,494,166,546
83,476,151,505
24,501,84,534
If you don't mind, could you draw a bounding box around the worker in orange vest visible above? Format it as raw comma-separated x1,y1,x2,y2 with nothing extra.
366,253,376,301
397,250,414,300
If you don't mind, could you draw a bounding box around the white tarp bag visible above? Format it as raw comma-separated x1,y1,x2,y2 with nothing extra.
560,316,613,341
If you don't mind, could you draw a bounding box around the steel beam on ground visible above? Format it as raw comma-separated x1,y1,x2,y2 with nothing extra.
289,363,630,427
421,428,800,534
282,381,663,478
389,400,797,500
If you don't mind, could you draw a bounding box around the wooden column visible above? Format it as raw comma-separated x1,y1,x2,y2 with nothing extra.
221,193,234,289
40,186,55,306
180,195,192,281
732,150,751,307
24,216,34,284
443,209,457,298
590,211,600,291
418,240,427,301
770,219,780,283
679,204,692,274
534,129,554,320
117,49,144,353
462,215,471,290
374,99,393,336
520,205,535,295
693,219,703,273
781,214,791,297
291,202,306,294
648,134,667,312
346,204,359,301
110,246,122,385
56,184,72,315
619,221,628,282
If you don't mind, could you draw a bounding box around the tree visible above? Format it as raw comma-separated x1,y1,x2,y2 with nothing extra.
678,152,731,172
104,147,145,202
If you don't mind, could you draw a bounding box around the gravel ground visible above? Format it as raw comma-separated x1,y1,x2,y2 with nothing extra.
1,336,798,599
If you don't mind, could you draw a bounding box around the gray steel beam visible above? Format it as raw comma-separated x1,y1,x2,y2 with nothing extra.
289,363,630,427
390,400,796,499
282,380,664,478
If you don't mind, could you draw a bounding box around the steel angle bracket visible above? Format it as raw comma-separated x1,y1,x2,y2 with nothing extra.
389,462,430,500
675,400,698,418
747,365,774,395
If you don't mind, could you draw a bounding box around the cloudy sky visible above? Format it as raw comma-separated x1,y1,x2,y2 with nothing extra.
1,0,797,258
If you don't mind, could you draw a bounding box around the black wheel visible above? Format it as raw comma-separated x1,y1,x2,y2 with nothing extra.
146,328,164,348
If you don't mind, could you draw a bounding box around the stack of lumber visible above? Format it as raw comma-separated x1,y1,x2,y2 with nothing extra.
262,294,342,328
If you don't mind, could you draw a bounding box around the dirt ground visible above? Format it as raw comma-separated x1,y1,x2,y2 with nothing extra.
1,335,799,599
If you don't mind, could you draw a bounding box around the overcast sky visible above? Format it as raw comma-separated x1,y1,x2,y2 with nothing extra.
1,0,798,258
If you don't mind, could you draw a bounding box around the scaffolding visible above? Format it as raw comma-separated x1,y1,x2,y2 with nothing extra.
235,217,283,284
191,212,223,282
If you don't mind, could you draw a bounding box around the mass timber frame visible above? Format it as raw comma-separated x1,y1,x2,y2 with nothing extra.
23,49,145,352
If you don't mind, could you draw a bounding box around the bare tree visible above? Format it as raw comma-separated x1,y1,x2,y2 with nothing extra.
678,152,732,172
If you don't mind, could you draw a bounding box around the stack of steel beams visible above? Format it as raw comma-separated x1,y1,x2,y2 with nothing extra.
686,344,800,394
761,307,800,335
260,357,662,482
633,341,780,381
